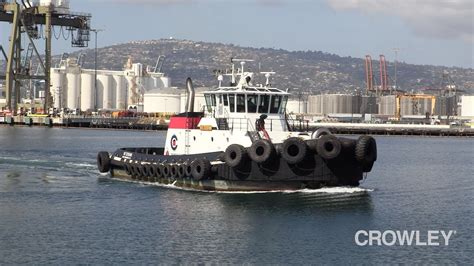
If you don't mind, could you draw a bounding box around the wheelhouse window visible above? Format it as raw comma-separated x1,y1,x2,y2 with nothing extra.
280,96,288,114
247,94,258,113
258,95,270,113
270,95,282,113
204,94,217,107
223,94,229,106
229,94,235,112
236,94,245,113
211,94,216,106
204,94,212,107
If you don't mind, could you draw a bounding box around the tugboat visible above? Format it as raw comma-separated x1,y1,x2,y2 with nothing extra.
97,59,377,191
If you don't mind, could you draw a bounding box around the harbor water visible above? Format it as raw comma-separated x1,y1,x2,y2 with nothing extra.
0,127,472,264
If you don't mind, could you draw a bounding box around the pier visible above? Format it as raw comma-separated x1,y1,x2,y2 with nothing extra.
309,122,474,137
0,115,168,130
1,115,473,136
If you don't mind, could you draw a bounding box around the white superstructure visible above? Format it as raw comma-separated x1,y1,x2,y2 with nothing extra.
163,59,305,156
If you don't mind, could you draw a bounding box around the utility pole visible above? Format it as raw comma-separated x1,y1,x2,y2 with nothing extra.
393,48,400,92
90,29,103,111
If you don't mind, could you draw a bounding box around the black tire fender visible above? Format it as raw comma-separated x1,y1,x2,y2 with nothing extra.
125,163,133,176
355,136,377,172
311,127,331,139
178,164,186,178
224,144,248,168
170,164,178,178
97,151,110,173
184,162,193,177
163,164,171,177
156,164,164,178
281,137,308,164
248,139,276,164
131,164,140,179
316,135,341,160
149,165,157,178
191,159,211,181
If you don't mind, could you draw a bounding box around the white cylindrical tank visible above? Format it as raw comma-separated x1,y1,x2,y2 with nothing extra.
143,93,180,113
113,75,126,110
66,72,80,110
179,92,206,113
80,73,94,111
97,74,112,109
50,70,65,109
286,99,308,114
461,96,474,117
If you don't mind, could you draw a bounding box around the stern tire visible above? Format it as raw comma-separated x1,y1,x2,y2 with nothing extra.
224,144,248,168
97,151,111,173
316,135,341,160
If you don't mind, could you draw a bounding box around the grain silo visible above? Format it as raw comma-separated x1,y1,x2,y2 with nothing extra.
360,96,378,114
97,74,112,109
307,95,322,114
113,75,127,110
80,73,94,111
66,71,80,110
379,95,396,115
50,69,65,109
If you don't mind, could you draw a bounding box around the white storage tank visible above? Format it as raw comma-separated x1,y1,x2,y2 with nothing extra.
308,95,322,114
50,70,65,109
179,92,206,113
113,75,127,110
460,95,474,117
144,91,181,113
80,73,94,111
66,72,80,110
98,74,112,109
286,99,307,114
379,95,396,115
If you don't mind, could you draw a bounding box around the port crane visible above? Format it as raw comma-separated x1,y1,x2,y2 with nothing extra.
365,54,390,95
395,94,436,121
0,0,91,114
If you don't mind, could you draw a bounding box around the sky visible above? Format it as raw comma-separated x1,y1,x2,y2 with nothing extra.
1,0,473,68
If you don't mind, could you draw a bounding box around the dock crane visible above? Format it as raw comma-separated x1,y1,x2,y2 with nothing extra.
395,94,437,121
0,0,91,115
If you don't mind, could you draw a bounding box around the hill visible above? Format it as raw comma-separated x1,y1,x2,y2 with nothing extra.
64,39,473,94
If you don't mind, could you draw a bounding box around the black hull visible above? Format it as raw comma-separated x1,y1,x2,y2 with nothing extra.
103,137,373,191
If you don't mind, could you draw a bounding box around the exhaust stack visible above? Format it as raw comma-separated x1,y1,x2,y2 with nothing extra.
185,77,195,113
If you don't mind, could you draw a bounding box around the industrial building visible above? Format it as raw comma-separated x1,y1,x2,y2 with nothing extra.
50,57,172,112
307,94,377,115
461,96,474,117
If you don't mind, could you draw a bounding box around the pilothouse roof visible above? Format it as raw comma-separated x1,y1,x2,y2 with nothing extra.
203,59,289,95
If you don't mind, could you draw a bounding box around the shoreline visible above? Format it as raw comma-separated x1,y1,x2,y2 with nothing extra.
1,121,472,137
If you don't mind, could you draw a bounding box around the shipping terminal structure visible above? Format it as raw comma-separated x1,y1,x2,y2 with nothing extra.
96,60,377,191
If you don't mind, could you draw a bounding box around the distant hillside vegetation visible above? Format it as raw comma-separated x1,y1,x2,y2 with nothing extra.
66,39,473,94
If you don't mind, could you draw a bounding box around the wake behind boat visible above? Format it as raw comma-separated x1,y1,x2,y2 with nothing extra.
96,59,377,191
